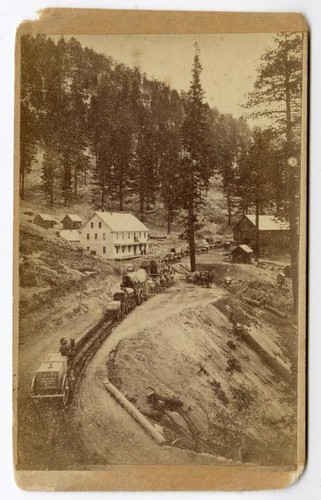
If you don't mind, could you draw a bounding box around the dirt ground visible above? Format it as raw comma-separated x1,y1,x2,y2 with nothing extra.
17,219,297,469
17,220,121,469
105,275,297,466
179,249,295,315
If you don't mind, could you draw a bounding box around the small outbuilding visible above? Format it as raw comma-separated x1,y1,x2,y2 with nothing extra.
34,213,56,229
61,214,83,230
233,214,289,256
60,229,80,243
231,244,254,264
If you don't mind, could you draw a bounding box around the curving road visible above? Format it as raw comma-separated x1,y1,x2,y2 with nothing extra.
74,277,227,466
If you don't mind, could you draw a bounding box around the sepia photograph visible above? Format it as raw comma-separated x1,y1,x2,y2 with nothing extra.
13,9,308,491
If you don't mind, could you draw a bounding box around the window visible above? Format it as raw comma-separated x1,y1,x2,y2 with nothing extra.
128,245,132,252
103,233,106,240
86,233,90,240
103,246,106,254
91,222,94,228
128,232,130,239
95,233,98,240
116,247,119,254
122,232,124,239
99,222,102,228
122,246,125,253
87,246,90,251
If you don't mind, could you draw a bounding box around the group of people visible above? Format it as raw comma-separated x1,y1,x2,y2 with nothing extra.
148,259,175,287
59,337,76,364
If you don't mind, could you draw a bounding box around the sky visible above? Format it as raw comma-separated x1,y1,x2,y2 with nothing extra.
57,33,276,124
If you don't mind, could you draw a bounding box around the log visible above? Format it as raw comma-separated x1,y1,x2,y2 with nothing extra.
104,381,166,445
245,298,261,307
265,305,287,319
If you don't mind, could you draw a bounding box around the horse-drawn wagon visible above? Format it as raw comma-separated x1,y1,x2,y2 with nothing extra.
31,352,74,406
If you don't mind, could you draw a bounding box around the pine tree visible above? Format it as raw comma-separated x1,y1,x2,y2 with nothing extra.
180,44,213,271
109,66,135,211
41,148,60,208
88,70,116,211
133,128,159,221
20,35,45,199
20,100,37,200
236,128,278,260
245,33,304,311
159,126,182,234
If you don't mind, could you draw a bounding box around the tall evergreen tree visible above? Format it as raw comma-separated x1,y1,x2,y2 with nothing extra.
158,126,181,234
236,128,277,259
109,66,135,211
180,44,213,271
66,37,90,199
20,35,46,199
245,33,304,311
41,148,60,208
88,71,116,210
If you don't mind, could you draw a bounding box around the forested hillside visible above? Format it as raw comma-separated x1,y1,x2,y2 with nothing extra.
20,34,303,307
20,36,252,227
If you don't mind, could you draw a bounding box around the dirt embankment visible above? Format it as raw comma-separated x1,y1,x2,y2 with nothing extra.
17,220,121,469
19,220,120,341
107,280,297,466
180,250,295,315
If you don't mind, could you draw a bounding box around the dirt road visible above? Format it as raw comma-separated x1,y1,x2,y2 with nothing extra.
17,275,228,469
17,260,296,469
74,277,228,466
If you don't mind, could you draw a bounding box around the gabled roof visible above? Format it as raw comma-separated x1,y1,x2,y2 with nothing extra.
232,244,254,254
243,214,289,231
61,214,82,222
35,213,56,222
81,211,149,232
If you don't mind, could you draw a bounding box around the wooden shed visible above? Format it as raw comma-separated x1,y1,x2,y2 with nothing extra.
61,214,83,230
233,215,289,256
231,244,254,264
34,213,56,229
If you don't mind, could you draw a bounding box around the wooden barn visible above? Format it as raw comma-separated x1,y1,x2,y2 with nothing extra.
231,244,254,264
233,215,290,256
61,214,83,230
34,213,56,229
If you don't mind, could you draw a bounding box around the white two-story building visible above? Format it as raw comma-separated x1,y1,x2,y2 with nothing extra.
79,211,149,260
